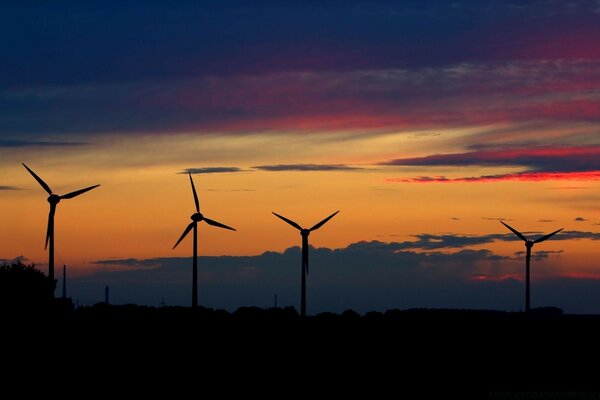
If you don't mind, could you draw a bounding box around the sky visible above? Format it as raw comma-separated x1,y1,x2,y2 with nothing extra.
1,1,600,313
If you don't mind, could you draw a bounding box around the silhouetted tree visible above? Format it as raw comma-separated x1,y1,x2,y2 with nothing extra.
0,260,55,311
341,309,361,321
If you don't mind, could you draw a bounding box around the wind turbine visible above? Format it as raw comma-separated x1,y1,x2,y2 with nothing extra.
272,210,339,317
500,221,563,313
173,173,236,308
23,163,100,294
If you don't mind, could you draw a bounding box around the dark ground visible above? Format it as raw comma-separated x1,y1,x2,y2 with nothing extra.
3,303,600,398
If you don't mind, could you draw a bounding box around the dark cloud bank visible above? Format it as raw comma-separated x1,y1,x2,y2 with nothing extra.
2,1,599,137
183,167,245,174
64,232,600,314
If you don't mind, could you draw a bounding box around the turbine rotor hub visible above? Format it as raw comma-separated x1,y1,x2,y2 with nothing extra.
47,194,60,205
301,229,310,237
526,240,534,248
191,212,203,222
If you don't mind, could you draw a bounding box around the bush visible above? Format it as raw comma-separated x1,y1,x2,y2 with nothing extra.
0,260,55,310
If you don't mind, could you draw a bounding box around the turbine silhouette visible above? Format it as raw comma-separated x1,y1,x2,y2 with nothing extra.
173,173,236,308
501,221,563,313
272,210,339,317
23,163,100,294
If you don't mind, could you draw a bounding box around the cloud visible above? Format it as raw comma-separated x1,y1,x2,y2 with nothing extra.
92,258,155,268
380,235,505,250
514,250,564,261
408,132,441,139
85,244,510,311
205,189,256,192
384,146,600,183
0,1,599,140
391,231,600,249
535,230,600,241
0,139,88,147
253,164,362,172
390,171,600,183
0,186,21,190
549,187,592,190
2,2,599,89
76,234,600,313
574,217,587,222
3,60,600,137
182,167,245,174
538,219,555,223
382,146,600,170
0,256,28,265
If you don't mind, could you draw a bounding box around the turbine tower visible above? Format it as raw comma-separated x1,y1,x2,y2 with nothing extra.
23,163,100,295
173,173,236,308
272,210,339,317
500,221,563,313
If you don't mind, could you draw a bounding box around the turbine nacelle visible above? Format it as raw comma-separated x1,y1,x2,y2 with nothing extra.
525,240,534,248
47,194,61,205
301,228,310,237
191,212,204,222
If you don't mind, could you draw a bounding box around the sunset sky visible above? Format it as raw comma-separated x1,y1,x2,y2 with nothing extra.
1,1,599,312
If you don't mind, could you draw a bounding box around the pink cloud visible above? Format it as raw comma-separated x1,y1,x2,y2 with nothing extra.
384,146,600,183
389,171,600,183
139,61,600,133
470,273,520,282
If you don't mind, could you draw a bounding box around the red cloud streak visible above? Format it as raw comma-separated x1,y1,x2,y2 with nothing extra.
389,171,600,183
385,145,600,183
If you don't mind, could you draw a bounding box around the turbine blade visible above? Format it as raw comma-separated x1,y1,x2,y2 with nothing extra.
22,163,53,195
310,210,340,231
173,222,195,249
189,172,200,213
60,184,100,199
534,228,563,244
45,204,56,250
272,212,302,231
500,221,527,242
203,217,236,231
